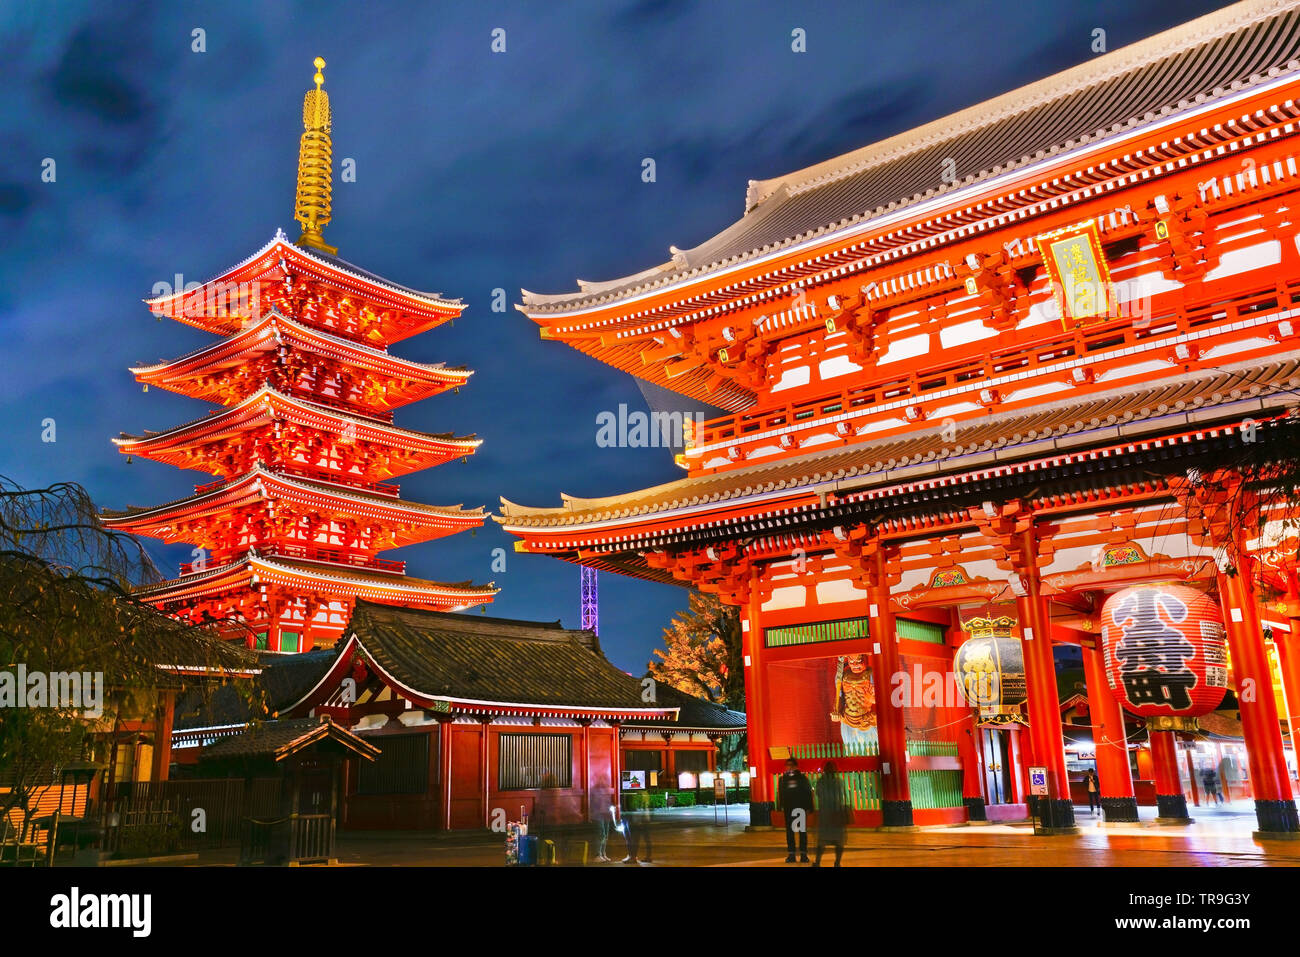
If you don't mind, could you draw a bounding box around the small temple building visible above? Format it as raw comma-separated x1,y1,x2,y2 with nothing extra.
501,0,1300,836
170,600,745,830
102,58,495,652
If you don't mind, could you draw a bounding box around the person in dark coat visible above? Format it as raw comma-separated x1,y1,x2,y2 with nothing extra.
1083,769,1100,813
778,758,813,863
1201,765,1224,806
814,760,848,867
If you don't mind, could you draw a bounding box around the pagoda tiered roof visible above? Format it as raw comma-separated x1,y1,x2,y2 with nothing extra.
145,231,464,344
516,0,1300,410
114,386,480,479
134,552,497,613
111,59,495,650
100,464,485,550
131,309,471,411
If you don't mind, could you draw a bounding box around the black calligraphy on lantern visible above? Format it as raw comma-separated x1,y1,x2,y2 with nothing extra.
1110,589,1196,710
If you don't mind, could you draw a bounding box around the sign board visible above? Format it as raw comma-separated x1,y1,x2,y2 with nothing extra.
1037,220,1113,329
713,777,727,800
621,770,647,791
1028,766,1049,796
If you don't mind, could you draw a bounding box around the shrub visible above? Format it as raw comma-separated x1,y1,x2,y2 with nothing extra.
673,791,697,808
649,792,668,810
113,821,182,860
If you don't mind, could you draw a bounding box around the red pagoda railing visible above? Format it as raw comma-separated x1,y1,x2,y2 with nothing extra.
192,469,401,498
688,278,1293,458
179,550,405,576
268,545,407,574
194,478,228,496
273,467,402,498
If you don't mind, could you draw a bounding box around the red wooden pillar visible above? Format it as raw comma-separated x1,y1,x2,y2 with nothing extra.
743,585,772,820
1185,746,1202,808
438,716,453,831
1081,635,1138,822
612,721,622,813
869,548,913,828
1010,728,1029,804
152,690,176,783
1272,630,1300,764
1015,550,1077,832
956,709,987,822
1217,569,1299,834
480,718,491,830
1150,730,1191,823
581,720,592,822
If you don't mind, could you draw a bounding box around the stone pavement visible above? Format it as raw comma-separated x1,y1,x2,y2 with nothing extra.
253,799,1300,867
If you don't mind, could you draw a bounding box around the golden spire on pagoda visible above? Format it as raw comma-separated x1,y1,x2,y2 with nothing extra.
294,56,338,256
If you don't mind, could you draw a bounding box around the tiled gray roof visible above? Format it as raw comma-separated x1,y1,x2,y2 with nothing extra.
341,600,668,712
200,715,378,761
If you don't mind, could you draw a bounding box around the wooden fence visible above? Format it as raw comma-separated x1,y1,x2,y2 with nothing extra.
103,777,281,851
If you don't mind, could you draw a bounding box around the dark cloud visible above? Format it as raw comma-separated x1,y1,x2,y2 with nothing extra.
0,181,34,219
48,21,154,127
613,0,694,28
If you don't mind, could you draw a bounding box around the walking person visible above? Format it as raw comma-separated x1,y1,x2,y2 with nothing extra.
778,758,813,864
813,761,848,867
591,789,616,862
1201,765,1224,806
620,789,654,864
1084,769,1100,814
533,773,561,865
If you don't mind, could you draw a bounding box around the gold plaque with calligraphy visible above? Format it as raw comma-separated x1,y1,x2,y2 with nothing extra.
1038,220,1113,329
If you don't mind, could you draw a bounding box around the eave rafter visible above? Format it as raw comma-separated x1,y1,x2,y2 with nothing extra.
644,544,753,606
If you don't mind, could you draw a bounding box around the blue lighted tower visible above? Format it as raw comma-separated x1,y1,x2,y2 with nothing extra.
580,566,599,635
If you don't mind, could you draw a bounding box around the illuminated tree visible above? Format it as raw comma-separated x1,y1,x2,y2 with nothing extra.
648,591,746,769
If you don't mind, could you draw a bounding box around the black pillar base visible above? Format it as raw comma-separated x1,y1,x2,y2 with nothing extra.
749,801,774,827
1100,796,1140,823
881,799,914,828
1155,793,1191,822
963,797,987,822
1253,798,1300,834
1029,796,1077,830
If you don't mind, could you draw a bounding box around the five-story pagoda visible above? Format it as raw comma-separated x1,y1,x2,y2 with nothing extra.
103,59,496,652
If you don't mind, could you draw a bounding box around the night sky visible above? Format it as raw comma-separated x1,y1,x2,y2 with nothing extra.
0,0,1230,673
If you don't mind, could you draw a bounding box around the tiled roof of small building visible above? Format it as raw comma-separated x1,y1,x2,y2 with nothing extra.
624,683,747,732
200,715,378,762
174,647,338,730
335,600,666,712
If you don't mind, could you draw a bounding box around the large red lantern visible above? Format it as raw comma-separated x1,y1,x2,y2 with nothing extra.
1100,583,1228,728
954,615,1027,726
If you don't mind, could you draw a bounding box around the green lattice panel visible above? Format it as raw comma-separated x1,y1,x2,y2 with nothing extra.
765,617,870,648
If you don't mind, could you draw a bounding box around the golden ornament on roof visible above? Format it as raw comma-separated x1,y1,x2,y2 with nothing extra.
294,56,337,256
